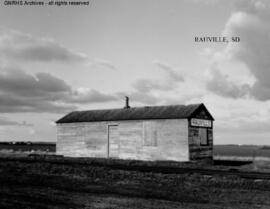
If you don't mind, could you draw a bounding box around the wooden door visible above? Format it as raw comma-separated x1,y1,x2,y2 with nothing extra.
108,125,119,158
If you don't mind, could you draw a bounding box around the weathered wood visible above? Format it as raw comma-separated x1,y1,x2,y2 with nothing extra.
188,109,213,160
108,125,119,158
57,119,190,162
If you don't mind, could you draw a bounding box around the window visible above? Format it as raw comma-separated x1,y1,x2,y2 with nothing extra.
143,121,157,146
199,128,208,145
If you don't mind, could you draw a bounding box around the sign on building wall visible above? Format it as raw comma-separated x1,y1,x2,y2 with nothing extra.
191,118,212,128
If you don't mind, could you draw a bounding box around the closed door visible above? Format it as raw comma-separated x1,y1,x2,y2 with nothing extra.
108,125,119,158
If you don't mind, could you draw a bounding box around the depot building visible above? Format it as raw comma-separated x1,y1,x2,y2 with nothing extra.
56,100,214,162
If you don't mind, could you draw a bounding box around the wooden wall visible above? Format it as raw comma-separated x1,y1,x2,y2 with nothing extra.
188,107,214,161
57,122,108,157
188,126,213,160
57,119,189,161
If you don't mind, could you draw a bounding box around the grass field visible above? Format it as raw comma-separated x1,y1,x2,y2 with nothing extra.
214,144,270,158
1,143,270,208
0,157,270,209
1,142,270,170
1,142,270,158
213,145,270,171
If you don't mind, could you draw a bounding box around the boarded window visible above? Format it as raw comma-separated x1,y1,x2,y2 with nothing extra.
143,121,157,146
199,128,208,145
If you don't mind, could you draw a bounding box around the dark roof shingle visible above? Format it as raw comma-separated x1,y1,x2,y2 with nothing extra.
56,103,213,123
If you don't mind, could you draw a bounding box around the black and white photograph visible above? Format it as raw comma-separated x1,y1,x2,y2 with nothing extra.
0,0,270,208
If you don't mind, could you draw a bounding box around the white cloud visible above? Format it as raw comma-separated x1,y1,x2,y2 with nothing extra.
206,0,270,101
198,0,270,144
0,29,88,63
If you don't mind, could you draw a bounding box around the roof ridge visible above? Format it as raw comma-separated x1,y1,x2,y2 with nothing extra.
73,103,202,113
56,103,211,124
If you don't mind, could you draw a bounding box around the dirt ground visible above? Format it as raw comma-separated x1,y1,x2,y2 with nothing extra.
0,158,270,209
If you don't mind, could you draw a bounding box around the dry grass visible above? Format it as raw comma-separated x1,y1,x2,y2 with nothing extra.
240,159,270,172
214,155,254,161
0,157,270,209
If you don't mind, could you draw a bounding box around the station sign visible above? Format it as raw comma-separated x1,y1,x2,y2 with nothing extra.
190,118,212,128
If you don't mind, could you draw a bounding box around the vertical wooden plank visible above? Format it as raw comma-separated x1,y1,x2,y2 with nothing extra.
108,125,119,158
199,128,207,145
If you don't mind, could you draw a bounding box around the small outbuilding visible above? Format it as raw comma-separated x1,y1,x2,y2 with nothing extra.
56,102,214,162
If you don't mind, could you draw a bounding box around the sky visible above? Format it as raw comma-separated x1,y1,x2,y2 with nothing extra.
0,0,269,145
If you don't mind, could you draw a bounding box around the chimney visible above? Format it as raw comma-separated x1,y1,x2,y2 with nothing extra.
124,96,130,109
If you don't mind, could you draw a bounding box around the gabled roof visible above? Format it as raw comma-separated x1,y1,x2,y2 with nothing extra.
56,103,214,124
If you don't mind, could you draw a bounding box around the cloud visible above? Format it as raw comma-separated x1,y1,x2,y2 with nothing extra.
119,61,186,105
0,67,117,113
132,60,184,94
192,0,219,5
152,60,184,82
206,0,270,101
0,68,71,98
89,58,118,71
0,29,88,63
116,91,159,105
217,119,270,134
67,88,118,104
0,117,33,127
132,79,173,93
206,67,250,98
0,92,76,113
